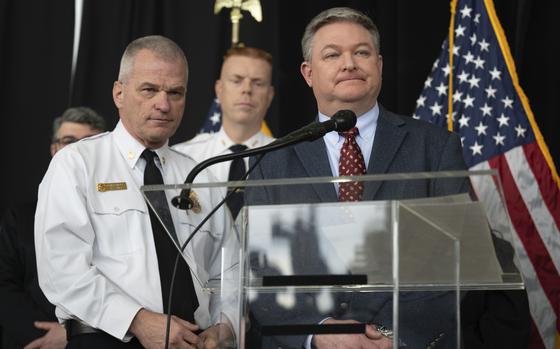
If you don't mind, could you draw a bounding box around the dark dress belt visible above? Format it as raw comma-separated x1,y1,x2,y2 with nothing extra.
65,319,103,339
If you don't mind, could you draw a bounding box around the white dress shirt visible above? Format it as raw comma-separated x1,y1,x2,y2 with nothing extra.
173,128,274,182
35,121,231,341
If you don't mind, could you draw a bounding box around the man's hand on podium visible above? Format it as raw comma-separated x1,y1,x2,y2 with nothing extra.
312,319,393,349
130,309,200,349
197,321,235,349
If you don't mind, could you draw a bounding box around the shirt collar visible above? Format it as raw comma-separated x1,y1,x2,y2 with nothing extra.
319,103,379,144
216,127,266,153
113,121,170,169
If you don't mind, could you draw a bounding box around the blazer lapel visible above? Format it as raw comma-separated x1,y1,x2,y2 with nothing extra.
294,138,338,202
364,107,408,199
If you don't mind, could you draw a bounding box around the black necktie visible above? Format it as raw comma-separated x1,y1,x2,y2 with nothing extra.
227,144,248,219
142,149,198,321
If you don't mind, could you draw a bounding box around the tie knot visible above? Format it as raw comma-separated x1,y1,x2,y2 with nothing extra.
229,144,248,153
339,127,359,139
141,149,158,163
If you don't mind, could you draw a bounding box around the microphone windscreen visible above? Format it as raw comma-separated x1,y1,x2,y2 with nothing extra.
332,110,357,132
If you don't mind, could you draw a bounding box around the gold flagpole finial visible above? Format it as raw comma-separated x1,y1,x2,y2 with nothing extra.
214,0,262,47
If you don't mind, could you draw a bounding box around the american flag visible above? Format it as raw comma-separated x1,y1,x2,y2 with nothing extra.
413,0,560,347
199,97,223,133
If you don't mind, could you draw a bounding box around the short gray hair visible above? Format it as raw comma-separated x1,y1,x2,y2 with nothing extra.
301,7,380,62
118,35,188,82
52,106,106,140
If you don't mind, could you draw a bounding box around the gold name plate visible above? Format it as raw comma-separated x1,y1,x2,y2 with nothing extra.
97,182,127,192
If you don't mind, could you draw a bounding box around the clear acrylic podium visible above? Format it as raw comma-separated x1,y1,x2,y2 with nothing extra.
141,170,524,349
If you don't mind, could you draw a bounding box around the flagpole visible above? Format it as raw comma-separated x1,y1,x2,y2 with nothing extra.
447,0,458,132
214,0,263,48
69,0,84,106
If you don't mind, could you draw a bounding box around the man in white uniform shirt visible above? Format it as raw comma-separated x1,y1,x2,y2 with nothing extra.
35,35,233,349
173,47,275,218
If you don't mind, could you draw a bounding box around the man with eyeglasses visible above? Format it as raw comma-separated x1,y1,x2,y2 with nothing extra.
0,106,106,349
50,106,107,156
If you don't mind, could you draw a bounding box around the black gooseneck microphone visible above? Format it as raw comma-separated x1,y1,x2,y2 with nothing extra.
171,109,357,210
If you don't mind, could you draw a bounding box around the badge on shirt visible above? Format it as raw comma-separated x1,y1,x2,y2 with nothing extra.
97,182,128,192
189,191,202,214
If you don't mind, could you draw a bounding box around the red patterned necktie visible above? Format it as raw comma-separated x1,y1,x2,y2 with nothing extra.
338,127,366,201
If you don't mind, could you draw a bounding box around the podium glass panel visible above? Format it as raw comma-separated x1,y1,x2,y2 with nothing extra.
141,170,524,348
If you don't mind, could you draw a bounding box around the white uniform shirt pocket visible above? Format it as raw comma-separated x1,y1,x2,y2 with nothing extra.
89,187,148,256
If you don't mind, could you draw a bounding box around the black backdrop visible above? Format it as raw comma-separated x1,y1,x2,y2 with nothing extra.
0,0,557,210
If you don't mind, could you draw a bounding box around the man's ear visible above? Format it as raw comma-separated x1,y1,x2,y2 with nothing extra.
215,79,223,102
300,61,313,87
112,81,124,108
